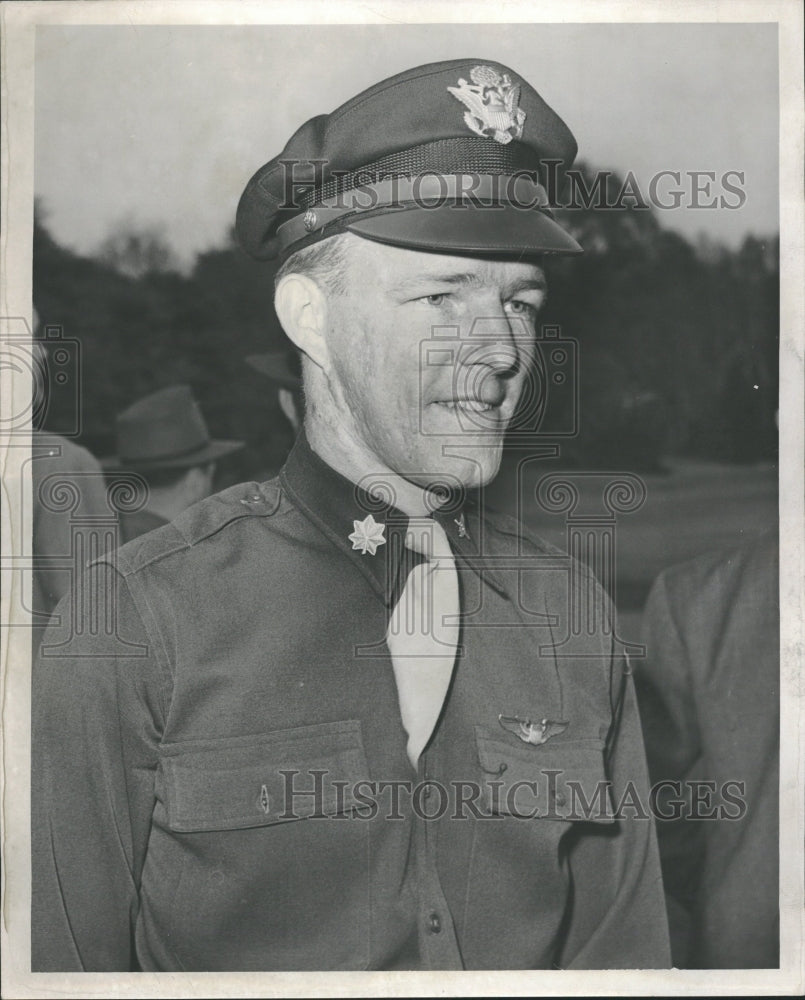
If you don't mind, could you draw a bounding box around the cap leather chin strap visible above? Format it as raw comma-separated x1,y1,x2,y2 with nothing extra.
276,173,550,255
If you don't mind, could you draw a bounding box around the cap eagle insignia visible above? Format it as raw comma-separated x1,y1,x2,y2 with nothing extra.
448,65,526,145
499,714,569,745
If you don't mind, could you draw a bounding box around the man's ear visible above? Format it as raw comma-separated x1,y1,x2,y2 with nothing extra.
183,463,213,503
274,274,329,371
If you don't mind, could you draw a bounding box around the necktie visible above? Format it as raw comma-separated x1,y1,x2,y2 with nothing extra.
386,517,460,769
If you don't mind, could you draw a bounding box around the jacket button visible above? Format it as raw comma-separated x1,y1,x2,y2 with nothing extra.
427,912,441,934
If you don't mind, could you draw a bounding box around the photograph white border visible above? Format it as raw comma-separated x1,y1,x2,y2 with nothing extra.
2,1,803,996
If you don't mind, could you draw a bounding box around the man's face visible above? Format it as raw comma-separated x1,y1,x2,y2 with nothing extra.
322,237,547,491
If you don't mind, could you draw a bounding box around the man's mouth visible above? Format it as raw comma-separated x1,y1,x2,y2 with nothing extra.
434,399,498,414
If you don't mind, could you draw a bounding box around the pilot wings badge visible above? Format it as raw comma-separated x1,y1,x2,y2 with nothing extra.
499,714,568,746
447,65,526,145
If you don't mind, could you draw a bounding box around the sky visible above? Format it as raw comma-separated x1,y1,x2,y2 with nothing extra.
34,22,779,269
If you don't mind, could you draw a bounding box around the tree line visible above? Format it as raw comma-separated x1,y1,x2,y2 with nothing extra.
33,165,778,483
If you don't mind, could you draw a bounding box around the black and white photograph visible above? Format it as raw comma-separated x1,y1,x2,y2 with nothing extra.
1,1,802,995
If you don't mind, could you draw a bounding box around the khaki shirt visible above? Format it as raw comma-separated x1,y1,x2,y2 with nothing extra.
33,432,670,971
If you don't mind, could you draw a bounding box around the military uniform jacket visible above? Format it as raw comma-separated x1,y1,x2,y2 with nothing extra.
637,532,779,968
33,433,670,971
118,507,170,545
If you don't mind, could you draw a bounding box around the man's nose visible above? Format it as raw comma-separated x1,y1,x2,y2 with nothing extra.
448,311,528,407
457,310,524,378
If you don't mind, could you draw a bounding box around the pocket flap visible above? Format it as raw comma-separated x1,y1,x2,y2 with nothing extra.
161,720,370,832
475,729,614,824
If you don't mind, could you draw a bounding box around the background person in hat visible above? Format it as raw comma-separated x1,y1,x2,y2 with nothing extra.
103,384,244,543
33,59,670,971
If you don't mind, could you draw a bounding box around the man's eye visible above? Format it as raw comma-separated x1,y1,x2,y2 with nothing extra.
506,300,538,320
423,293,447,306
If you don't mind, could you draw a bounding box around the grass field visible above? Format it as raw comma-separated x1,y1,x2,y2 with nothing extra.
485,454,778,639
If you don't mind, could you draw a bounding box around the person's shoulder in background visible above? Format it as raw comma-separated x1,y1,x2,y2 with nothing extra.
652,529,778,621
33,430,106,479
636,528,779,969
641,528,778,690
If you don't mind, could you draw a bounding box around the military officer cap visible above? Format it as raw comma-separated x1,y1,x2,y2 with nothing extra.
236,58,582,262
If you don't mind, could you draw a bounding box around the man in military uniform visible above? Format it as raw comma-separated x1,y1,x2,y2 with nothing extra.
33,59,671,971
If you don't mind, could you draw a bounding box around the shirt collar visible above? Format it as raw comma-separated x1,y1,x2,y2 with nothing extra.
279,430,508,605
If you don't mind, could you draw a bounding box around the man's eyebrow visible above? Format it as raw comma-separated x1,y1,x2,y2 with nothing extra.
390,272,482,293
391,271,548,294
505,275,548,294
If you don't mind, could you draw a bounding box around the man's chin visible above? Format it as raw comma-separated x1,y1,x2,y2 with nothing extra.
413,446,504,493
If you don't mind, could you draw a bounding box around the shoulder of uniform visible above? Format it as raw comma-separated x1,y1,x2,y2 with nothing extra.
477,502,609,612
172,479,283,543
478,503,568,559
108,479,284,576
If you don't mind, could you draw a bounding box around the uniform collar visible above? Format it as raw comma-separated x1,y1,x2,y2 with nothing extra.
279,430,507,605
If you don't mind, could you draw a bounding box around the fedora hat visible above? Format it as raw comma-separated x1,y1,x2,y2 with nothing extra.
103,385,244,471
245,349,302,391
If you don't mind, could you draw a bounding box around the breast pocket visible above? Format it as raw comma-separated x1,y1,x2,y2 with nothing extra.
148,720,373,971
474,729,615,823
459,729,615,968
